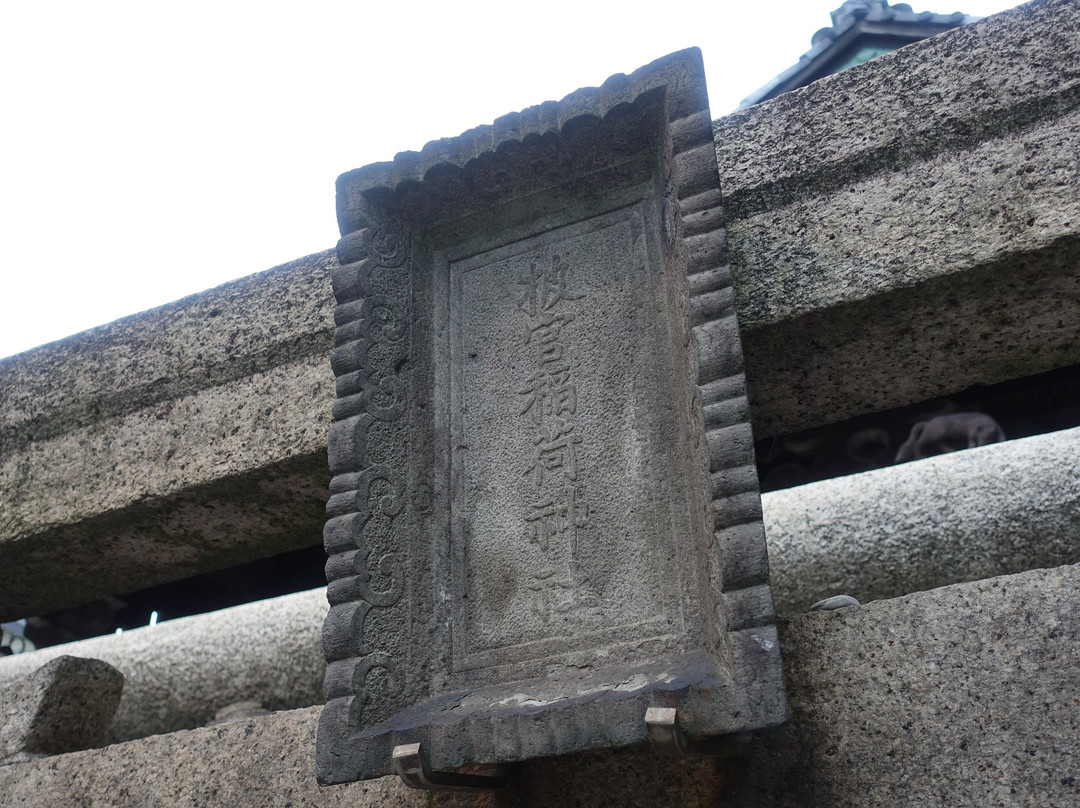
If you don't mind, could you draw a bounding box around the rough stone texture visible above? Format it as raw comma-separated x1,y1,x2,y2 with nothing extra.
1,564,1076,806
320,48,784,784
0,588,327,744
0,655,123,765
716,0,1080,437
0,1,1072,802
3,1,1076,624
0,704,724,807
0,251,337,620
723,563,1080,807
2,427,1074,745
0,427,1073,747
205,701,270,726
763,424,1080,615
0,251,335,448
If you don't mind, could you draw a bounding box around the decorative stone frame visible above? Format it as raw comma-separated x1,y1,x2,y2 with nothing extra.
318,49,786,786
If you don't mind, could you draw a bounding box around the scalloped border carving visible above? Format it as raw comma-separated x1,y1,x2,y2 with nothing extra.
318,48,786,786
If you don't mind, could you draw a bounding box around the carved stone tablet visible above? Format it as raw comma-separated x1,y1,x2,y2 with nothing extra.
318,49,787,786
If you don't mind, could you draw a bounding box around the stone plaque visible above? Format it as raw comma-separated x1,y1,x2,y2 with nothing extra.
318,49,786,786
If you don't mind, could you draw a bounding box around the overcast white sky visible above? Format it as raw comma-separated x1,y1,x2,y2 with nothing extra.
0,1,1022,359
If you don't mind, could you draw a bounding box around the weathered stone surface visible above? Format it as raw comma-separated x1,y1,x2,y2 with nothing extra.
0,588,327,743
1,564,1076,806
717,0,1080,436
0,424,1069,752
0,704,725,807
1,419,1070,748
0,251,337,620
205,701,270,726
0,655,123,765
717,1,1080,223
320,48,784,784
764,425,1080,615
3,1,1076,626
722,563,1080,807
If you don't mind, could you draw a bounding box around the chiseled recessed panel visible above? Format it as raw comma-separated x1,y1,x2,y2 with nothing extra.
318,49,787,786
450,203,686,676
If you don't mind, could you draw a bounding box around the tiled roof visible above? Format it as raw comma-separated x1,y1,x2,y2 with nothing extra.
739,0,978,108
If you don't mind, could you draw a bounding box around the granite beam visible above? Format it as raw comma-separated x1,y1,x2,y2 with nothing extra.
0,252,337,620
723,563,1080,806
0,589,327,744
0,564,1075,806
718,0,1080,437
3,426,1074,743
3,0,1078,621
763,424,1080,615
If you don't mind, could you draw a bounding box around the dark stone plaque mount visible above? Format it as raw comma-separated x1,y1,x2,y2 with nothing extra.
318,49,787,786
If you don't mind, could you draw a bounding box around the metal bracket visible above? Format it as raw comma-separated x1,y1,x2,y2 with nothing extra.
645,707,754,758
391,743,508,792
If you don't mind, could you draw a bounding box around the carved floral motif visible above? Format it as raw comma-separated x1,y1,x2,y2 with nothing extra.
323,221,411,728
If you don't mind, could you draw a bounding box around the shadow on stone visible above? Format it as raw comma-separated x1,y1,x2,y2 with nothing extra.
0,655,123,765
